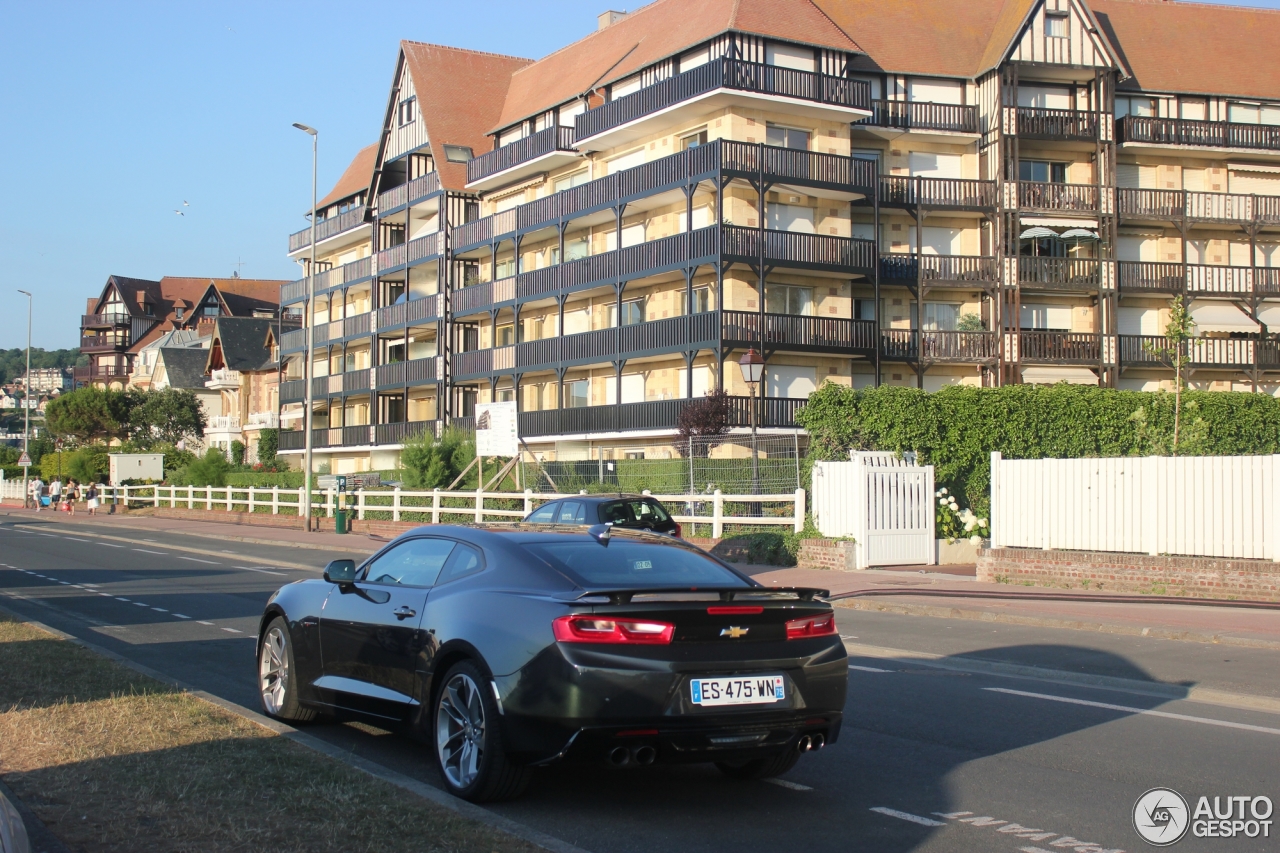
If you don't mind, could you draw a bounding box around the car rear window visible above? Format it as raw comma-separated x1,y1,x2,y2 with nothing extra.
523,539,749,589
598,499,671,525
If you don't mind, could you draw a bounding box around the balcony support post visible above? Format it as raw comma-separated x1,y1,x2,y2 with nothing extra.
612,359,625,413
872,183,882,387
684,351,695,399
512,303,523,344
913,206,925,389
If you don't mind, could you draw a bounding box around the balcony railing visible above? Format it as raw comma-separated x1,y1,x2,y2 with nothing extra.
1018,331,1101,363
516,395,804,438
246,412,279,429
1117,261,1184,293
1120,335,1265,368
1018,257,1101,289
378,232,442,272
206,416,242,433
288,205,368,253
81,313,131,329
880,330,999,361
453,278,516,315
376,294,439,330
1118,262,1280,296
877,176,997,208
1018,181,1099,212
1117,116,1280,152
280,328,307,352
858,100,980,135
720,140,876,194
879,254,999,285
279,429,305,451
468,125,578,185
280,378,306,403
1118,188,1280,224
375,356,439,388
721,311,877,351
721,226,876,275
375,420,437,445
576,58,870,143
1016,107,1100,140
72,364,127,383
79,333,129,353
376,171,442,213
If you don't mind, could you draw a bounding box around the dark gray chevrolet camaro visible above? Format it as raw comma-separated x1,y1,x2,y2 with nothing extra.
256,524,848,802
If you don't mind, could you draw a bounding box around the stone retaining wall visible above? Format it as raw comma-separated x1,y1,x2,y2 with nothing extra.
797,539,856,571
979,547,1280,602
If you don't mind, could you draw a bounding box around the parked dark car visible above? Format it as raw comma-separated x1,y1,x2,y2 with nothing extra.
256,525,847,802
525,494,681,536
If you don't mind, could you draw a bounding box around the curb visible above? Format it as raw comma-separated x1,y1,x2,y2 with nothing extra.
837,597,1280,651
831,586,1280,610
0,601,592,853
841,639,1280,716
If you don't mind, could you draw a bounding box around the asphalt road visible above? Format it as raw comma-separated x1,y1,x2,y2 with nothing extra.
2,516,1278,853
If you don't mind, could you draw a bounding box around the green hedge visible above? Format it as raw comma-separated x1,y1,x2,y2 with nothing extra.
796,383,1280,516
225,471,306,488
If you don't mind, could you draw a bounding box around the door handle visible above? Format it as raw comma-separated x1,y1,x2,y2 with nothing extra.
393,606,417,620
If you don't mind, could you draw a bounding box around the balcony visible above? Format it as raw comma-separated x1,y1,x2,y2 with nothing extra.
72,364,128,384
375,420,438,445
1117,116,1280,153
516,395,805,438
1016,108,1100,141
375,356,440,388
205,416,242,434
205,368,241,390
79,332,129,353
1017,331,1101,364
288,205,369,254
880,254,999,287
377,232,442,274
467,125,580,192
880,330,999,362
876,176,997,209
280,378,306,403
246,412,279,429
376,171,442,214
856,100,980,136
1118,262,1280,297
1117,261,1184,294
452,140,871,255
1018,257,1101,290
1119,335,1278,368
376,294,440,331
721,226,876,276
81,312,131,329
1018,181,1099,213
1117,188,1280,225
280,328,308,354
574,58,871,150
721,311,877,353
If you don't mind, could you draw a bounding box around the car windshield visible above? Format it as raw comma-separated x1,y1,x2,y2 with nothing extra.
599,499,671,525
523,538,749,589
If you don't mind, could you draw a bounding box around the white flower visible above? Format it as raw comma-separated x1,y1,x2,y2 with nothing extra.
964,519,976,532
969,534,983,545
948,498,958,508
939,498,949,506
938,488,948,495
979,518,988,528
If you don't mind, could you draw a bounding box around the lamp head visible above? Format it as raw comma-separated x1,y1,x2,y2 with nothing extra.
738,348,765,384
292,122,317,136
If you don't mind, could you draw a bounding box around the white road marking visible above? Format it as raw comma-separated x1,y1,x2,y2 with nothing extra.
133,602,149,607
132,549,167,555
177,556,219,565
34,533,57,537
870,807,947,827
151,608,167,612
173,614,191,619
234,566,285,575
849,665,894,673
984,687,1280,737
220,627,242,633
116,598,130,602
98,593,112,597
62,537,90,542
197,621,214,626
58,581,70,585
765,778,812,791
98,543,124,548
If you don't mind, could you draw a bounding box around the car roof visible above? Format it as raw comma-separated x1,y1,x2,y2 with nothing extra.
394,523,678,547
540,494,658,505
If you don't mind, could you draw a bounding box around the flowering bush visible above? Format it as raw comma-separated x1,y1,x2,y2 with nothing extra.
935,487,988,545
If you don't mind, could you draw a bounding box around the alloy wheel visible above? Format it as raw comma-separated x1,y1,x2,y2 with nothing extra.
259,626,289,716
436,672,486,789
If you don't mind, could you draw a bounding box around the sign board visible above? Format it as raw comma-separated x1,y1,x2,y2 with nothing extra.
336,475,347,493
17,452,31,468
108,453,165,486
475,401,519,457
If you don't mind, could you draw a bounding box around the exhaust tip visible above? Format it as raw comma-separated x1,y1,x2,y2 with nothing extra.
633,745,657,766
797,735,813,753
608,746,631,767
812,733,826,750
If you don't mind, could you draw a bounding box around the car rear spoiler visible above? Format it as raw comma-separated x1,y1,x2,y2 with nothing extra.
574,586,830,605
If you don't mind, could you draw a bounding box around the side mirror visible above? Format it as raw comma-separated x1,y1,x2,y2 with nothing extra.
324,559,357,584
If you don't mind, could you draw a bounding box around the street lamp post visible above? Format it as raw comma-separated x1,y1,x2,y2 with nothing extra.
17,290,31,507
293,122,318,531
738,348,764,498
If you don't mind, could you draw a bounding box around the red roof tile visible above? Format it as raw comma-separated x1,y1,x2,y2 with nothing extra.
317,142,378,210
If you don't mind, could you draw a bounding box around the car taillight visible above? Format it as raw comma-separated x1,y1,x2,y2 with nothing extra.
672,522,682,538
785,613,837,640
553,614,675,645
707,606,764,615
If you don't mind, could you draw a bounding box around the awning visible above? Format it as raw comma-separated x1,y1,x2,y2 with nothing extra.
1059,228,1099,240
1022,216,1099,228
1229,162,1280,174
1258,304,1280,328
1189,300,1259,333
1020,366,1100,386
1020,226,1058,239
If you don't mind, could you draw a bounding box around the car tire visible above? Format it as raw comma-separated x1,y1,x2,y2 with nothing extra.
714,747,800,780
433,660,531,802
258,617,317,723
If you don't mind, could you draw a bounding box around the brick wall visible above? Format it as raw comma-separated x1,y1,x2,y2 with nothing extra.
979,547,1280,602
797,539,856,572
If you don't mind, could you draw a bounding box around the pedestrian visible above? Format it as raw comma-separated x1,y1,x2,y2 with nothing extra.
50,477,62,511
86,482,99,516
67,480,79,516
29,476,44,511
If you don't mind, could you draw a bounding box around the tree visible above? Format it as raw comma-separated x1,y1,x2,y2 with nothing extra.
677,390,732,458
401,427,476,489
1144,298,1195,452
126,388,206,448
171,448,232,487
44,387,128,444
229,440,245,466
256,428,279,465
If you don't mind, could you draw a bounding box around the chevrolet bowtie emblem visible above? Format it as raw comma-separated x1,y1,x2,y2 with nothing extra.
720,626,749,639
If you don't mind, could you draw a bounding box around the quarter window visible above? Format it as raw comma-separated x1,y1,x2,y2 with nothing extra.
364,538,456,587
557,501,587,523
435,545,485,586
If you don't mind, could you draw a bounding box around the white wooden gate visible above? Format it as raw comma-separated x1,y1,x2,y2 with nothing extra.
812,452,936,568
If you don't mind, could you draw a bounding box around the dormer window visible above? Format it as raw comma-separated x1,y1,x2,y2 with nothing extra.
176,307,185,321
1045,13,1068,38
444,145,473,163
398,97,417,127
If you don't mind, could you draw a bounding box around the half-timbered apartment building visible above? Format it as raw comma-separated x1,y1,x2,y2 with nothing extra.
276,0,1280,472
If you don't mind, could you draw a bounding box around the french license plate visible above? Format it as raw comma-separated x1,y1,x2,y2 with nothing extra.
690,675,785,707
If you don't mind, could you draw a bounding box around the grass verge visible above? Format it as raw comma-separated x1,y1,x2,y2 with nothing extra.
0,614,540,853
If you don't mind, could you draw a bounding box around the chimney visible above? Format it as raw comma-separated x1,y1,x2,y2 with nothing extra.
598,9,628,30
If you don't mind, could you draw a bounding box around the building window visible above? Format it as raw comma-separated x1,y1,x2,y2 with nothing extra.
692,287,712,314
398,97,417,127
680,129,708,150
1229,102,1280,126
765,125,811,151
564,237,590,261
607,299,645,327
459,388,477,417
443,145,473,163
554,170,589,193
565,379,590,408
175,307,184,321
1115,96,1156,118
1045,13,1068,38
921,302,961,331
495,388,514,403
494,258,517,279
854,298,876,321
1019,160,1068,183
496,324,515,347
766,284,813,316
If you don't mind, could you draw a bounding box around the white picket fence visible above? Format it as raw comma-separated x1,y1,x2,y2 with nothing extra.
811,452,936,568
990,451,1280,561
0,474,804,538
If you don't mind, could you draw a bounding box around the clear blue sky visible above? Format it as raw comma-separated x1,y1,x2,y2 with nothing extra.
1,0,1277,349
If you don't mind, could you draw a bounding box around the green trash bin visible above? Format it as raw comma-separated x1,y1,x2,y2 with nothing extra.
335,508,349,534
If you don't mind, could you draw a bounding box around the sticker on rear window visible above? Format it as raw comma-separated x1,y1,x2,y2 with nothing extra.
632,560,653,570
